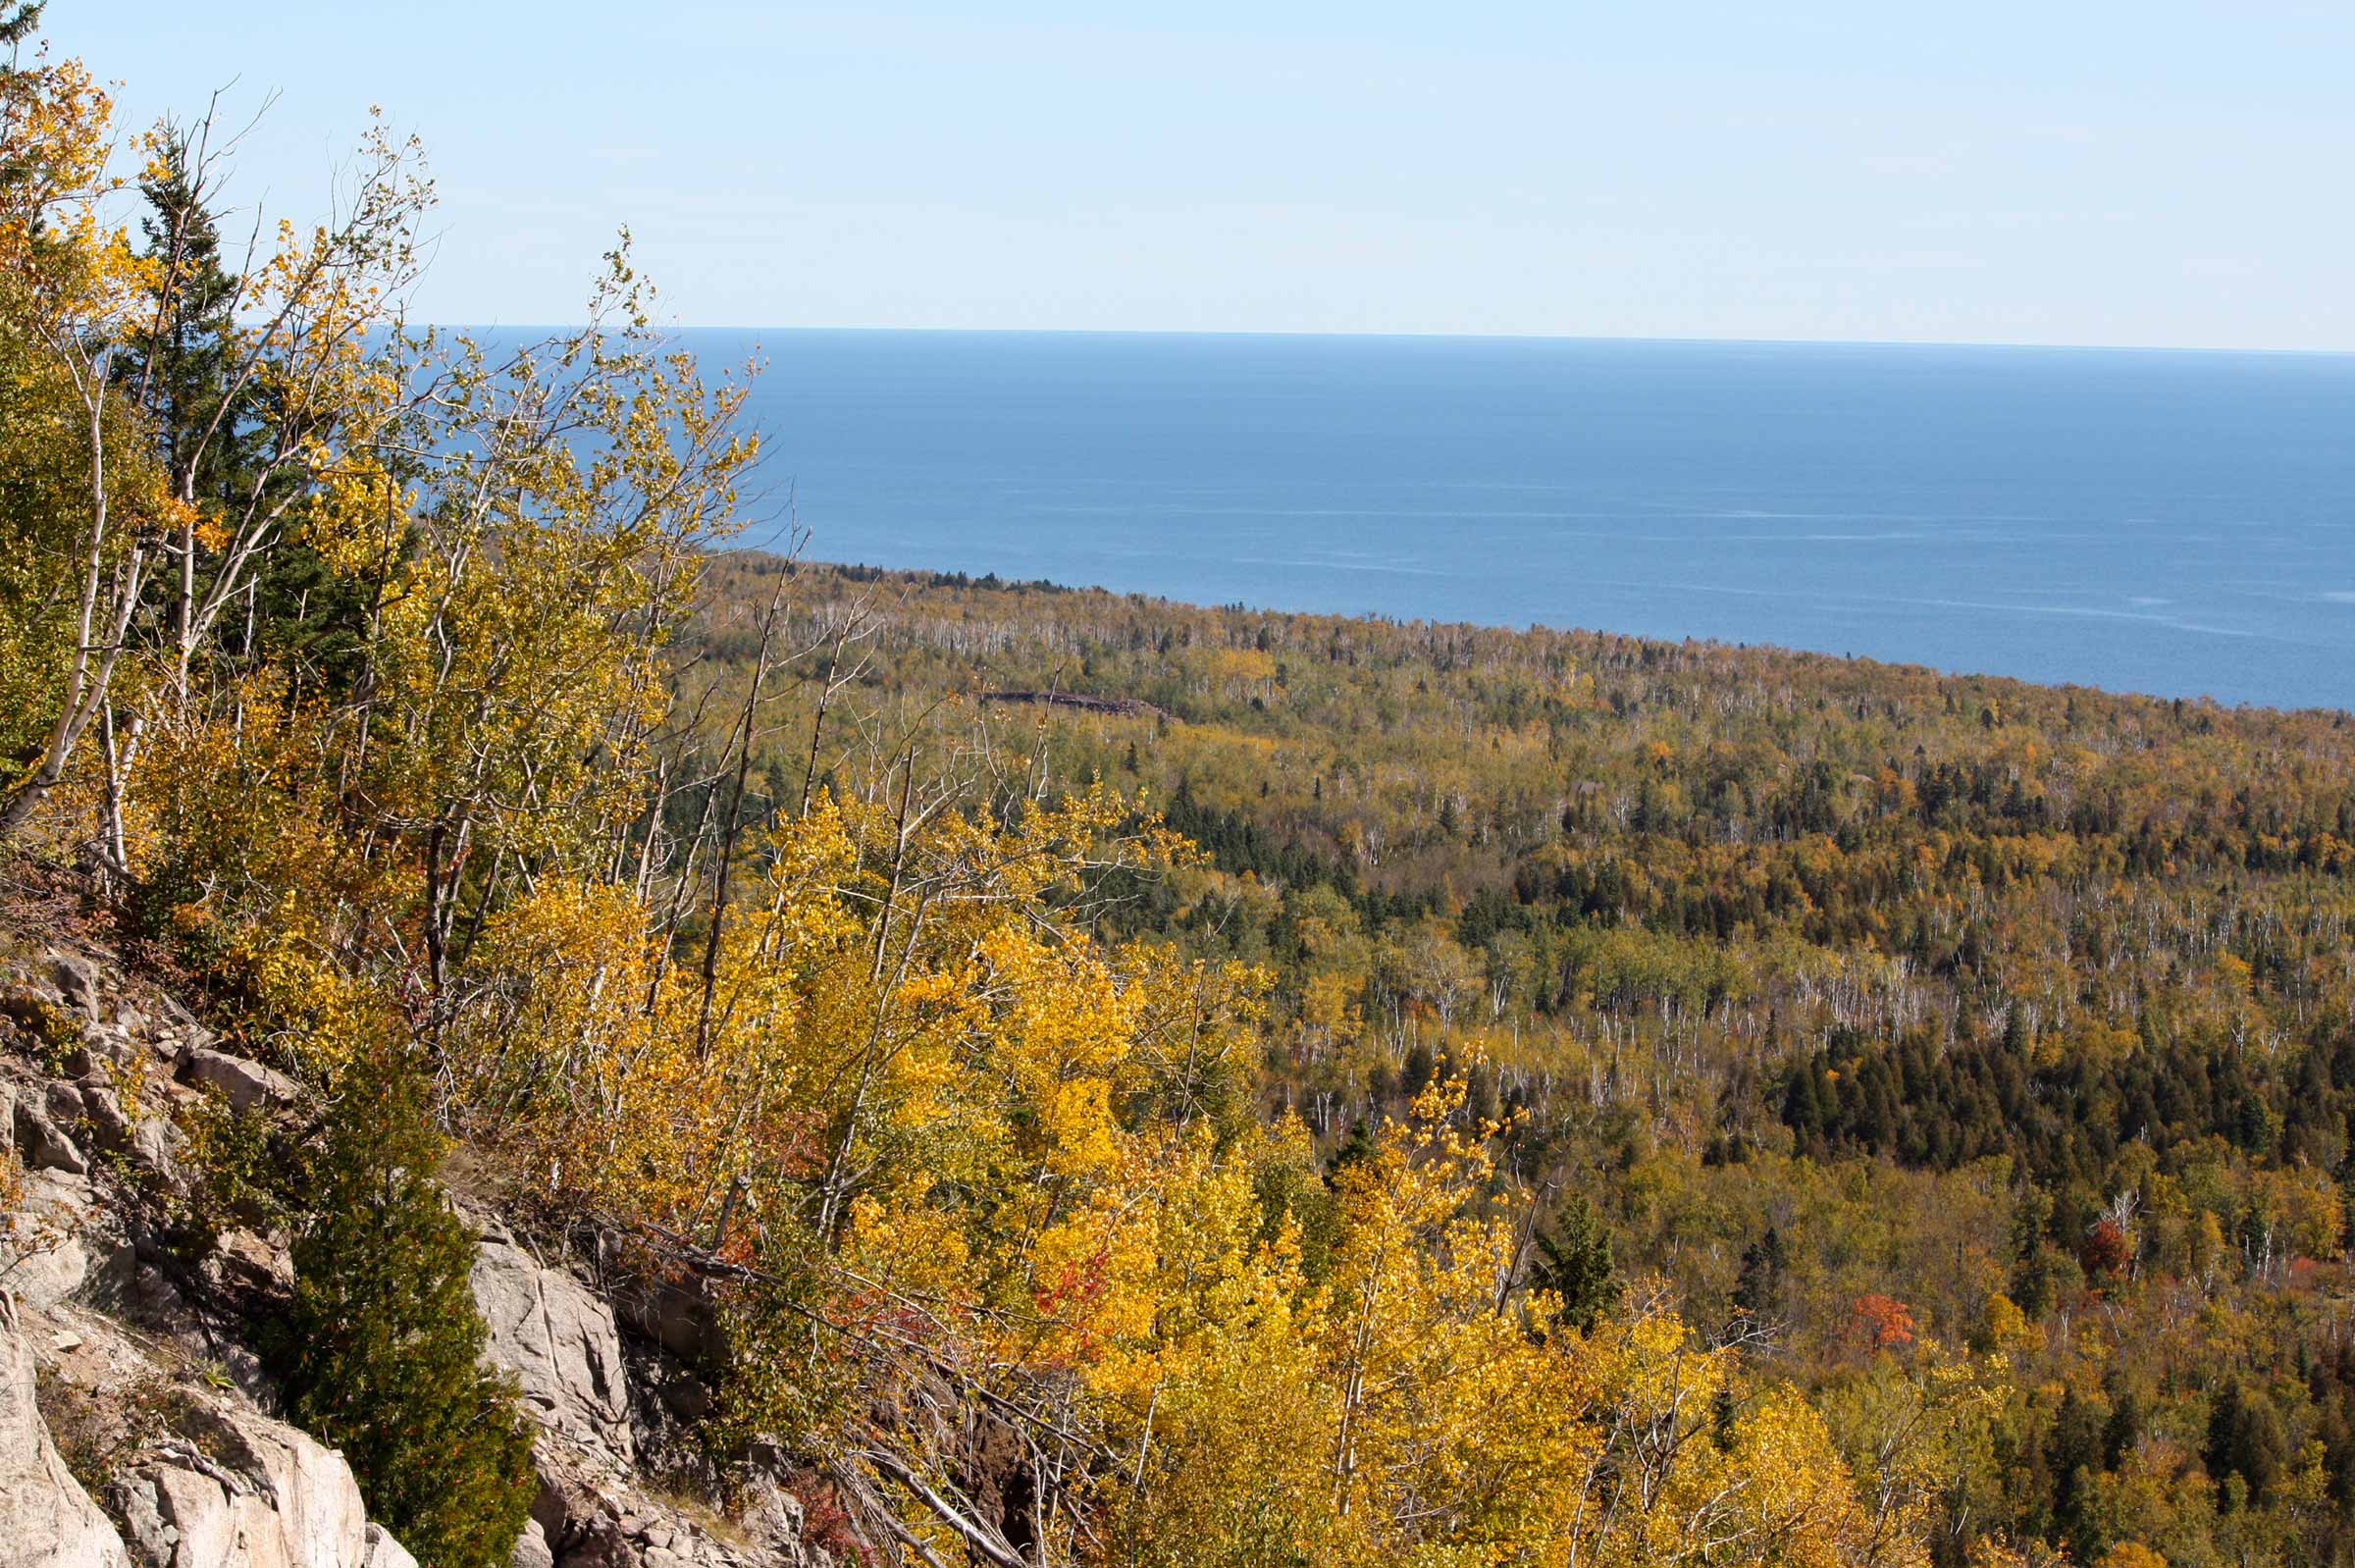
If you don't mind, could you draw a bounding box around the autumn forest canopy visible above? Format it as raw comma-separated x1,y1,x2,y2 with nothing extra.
9,8,2355,1567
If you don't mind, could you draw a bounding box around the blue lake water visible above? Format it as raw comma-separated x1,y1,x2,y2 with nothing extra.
689,329,2355,711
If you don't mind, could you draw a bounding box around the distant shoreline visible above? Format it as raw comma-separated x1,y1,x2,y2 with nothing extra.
722,551,2351,720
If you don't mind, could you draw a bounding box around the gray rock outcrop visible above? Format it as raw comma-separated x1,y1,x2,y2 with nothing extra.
4,928,824,1567
0,1293,130,1567
471,1218,638,1472
111,1399,383,1568
176,1047,300,1117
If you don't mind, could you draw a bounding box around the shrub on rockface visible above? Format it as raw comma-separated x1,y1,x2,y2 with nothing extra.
263,1052,536,1568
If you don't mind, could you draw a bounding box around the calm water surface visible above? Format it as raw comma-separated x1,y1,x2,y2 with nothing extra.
685,330,2355,711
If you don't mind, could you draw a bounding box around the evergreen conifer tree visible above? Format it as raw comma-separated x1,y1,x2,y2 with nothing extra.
125,126,252,509
125,129,378,694
1733,1227,1786,1325
1533,1194,1618,1333
265,1054,536,1568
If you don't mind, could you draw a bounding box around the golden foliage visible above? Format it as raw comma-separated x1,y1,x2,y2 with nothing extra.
0,26,1935,1564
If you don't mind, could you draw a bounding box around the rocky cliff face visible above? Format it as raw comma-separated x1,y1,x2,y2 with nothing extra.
0,922,825,1568
0,1290,127,1568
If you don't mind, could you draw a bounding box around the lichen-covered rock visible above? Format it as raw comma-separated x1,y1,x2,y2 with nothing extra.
0,1294,131,1567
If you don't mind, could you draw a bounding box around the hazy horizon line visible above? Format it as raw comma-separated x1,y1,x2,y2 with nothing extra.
429,322,2355,359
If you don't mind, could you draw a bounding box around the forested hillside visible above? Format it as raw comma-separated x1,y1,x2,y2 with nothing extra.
684,553,2355,1567
6,5,2355,1564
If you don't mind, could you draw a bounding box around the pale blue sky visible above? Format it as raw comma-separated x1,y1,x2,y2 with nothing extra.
55,2,2355,347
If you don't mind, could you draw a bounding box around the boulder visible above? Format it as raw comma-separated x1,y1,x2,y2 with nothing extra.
75,1079,179,1185
48,951,97,1018
177,1048,300,1117
656,1372,710,1421
364,1522,420,1568
510,1517,556,1568
7,1169,97,1312
13,1088,88,1176
614,1273,726,1367
112,1399,386,1567
471,1224,637,1470
737,1474,811,1559
0,1294,131,1566
30,1288,429,1568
